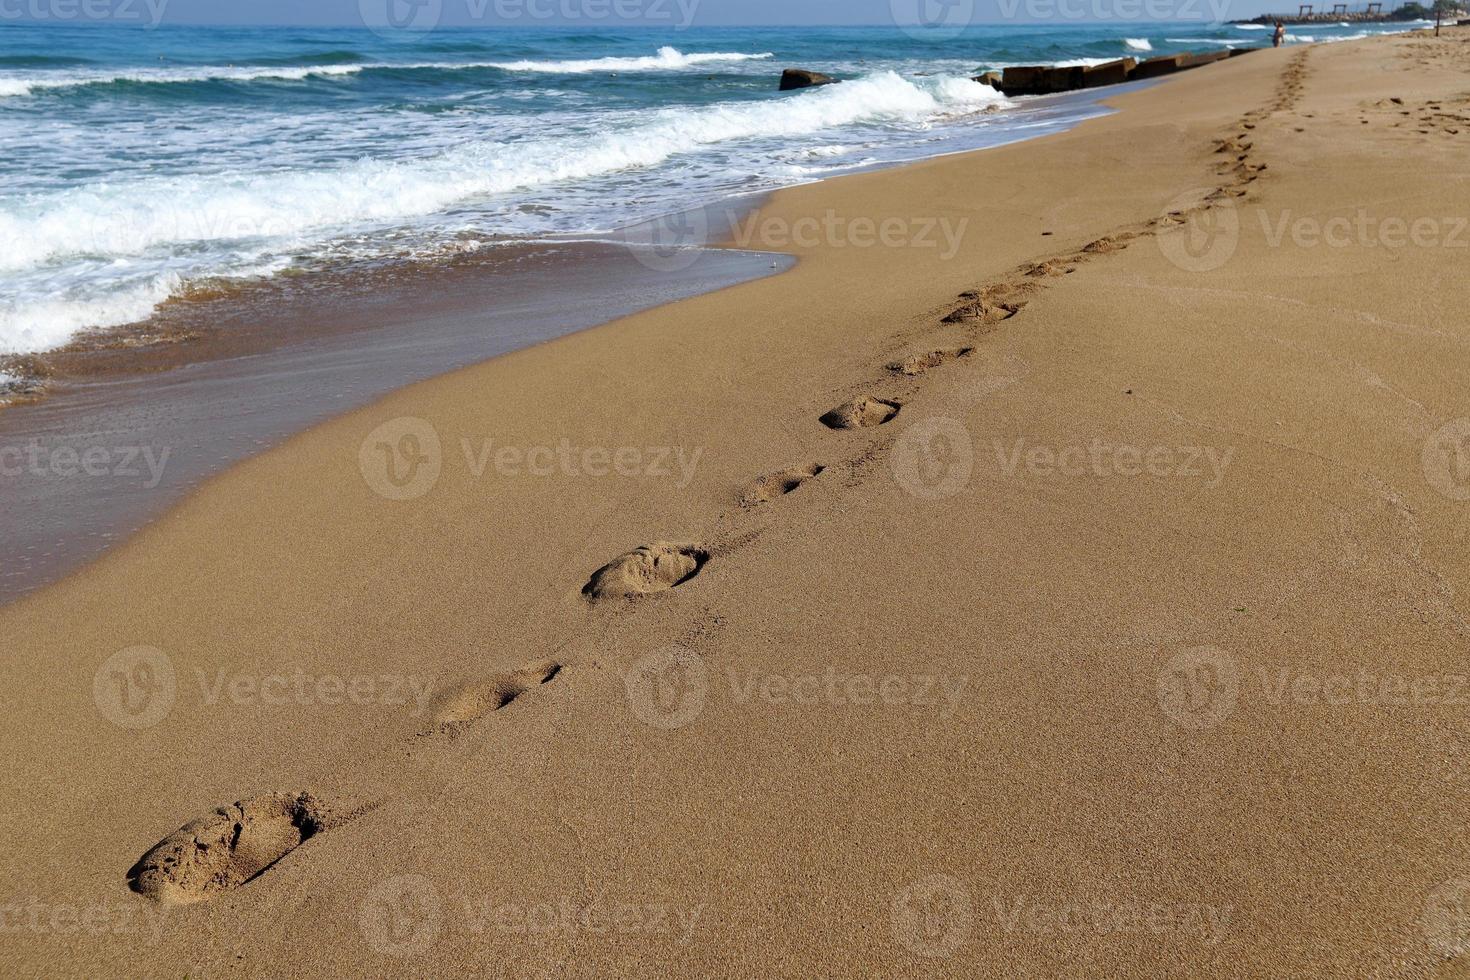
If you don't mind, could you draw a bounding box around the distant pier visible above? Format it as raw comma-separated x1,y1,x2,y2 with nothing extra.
1233,2,1459,24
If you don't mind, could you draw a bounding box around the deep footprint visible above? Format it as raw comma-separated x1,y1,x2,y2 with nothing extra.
887,347,973,377
433,660,562,725
941,281,1030,324
1021,260,1075,278
583,542,708,600
740,463,825,507
1082,236,1130,255
819,397,900,430
941,299,1021,324
127,792,337,905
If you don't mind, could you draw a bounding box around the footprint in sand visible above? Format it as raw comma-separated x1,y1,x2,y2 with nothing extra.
583,542,708,600
819,396,901,430
1020,260,1075,278
941,298,1022,324
887,347,973,377
942,281,1035,326
128,792,342,905
740,463,825,507
431,660,562,726
1082,236,1131,255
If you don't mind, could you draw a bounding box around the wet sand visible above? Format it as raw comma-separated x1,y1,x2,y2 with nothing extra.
0,240,787,602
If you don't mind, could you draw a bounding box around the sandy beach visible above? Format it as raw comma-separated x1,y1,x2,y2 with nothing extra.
4,26,1470,977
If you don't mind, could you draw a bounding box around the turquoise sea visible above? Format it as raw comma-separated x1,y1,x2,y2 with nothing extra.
0,19,1425,357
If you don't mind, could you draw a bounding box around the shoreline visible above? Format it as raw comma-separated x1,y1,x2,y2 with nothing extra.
5,26,1470,976
0,240,787,604
0,78,1126,606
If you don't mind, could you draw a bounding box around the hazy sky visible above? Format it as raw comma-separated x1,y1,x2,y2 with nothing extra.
5,0,1282,27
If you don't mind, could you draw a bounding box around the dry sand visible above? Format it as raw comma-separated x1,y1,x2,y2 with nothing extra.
3,29,1470,978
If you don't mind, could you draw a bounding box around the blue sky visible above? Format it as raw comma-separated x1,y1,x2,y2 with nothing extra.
5,0,1288,26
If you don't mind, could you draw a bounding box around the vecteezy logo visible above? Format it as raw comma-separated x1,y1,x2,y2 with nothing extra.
891,874,973,958
1156,647,1239,730
93,646,177,729
624,647,709,730
1423,419,1470,502
1423,877,1470,958
892,417,974,501
359,0,442,38
359,417,442,501
890,0,976,40
1156,190,1240,273
617,208,710,273
359,874,443,958
82,200,171,259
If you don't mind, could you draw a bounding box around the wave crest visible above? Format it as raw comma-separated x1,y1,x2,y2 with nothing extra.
486,46,774,73
0,48,776,99
0,71,1010,352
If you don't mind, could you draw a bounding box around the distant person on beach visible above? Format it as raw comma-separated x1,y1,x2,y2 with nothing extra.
1273,22,1286,47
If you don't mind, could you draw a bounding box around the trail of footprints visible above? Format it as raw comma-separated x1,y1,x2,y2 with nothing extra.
1384,32,1470,138
1358,93,1468,138
1142,51,1307,237
127,653,568,904
129,54,1311,908
1400,30,1470,73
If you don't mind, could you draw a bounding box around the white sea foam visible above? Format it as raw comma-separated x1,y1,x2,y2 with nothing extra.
927,75,1012,108
0,49,773,99
1234,23,1269,30
1124,38,1154,51
486,47,774,73
986,56,1126,70
0,71,1010,352
1,71,1009,273
0,77,41,96
0,275,180,355
0,63,366,98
